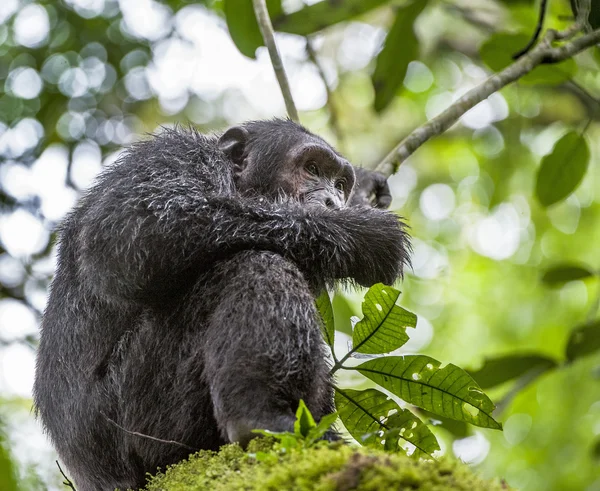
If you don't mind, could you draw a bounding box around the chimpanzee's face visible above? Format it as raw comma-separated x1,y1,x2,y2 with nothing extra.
218,121,355,209
281,140,355,210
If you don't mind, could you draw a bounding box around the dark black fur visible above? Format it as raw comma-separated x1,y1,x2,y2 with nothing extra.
33,119,410,490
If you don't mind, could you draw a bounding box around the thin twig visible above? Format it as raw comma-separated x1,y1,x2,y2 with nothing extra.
513,0,549,59
56,460,77,490
102,412,197,451
305,38,344,145
253,0,299,122
375,26,600,176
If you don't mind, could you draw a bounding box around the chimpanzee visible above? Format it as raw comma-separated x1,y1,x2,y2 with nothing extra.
33,119,410,490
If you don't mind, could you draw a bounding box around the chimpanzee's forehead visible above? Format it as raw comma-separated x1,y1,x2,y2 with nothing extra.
299,131,342,158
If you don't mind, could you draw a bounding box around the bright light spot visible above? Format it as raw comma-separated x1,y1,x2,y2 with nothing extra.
0,254,25,288
41,54,71,84
411,239,448,279
125,67,152,100
523,123,565,157
547,195,580,235
504,413,532,446
1,163,36,200
468,203,523,260
0,118,44,158
453,432,490,464
13,4,49,48
404,61,433,93
420,183,456,221
119,0,172,41
71,140,103,189
472,125,505,157
58,67,89,97
0,344,36,397
433,59,462,90
388,164,417,209
292,63,327,111
56,111,86,141
0,210,49,258
397,316,433,353
462,92,509,130
66,0,106,18
425,91,453,120
147,38,194,100
338,22,383,71
0,299,37,342
33,145,78,221
0,0,18,24
6,67,43,99
80,57,107,91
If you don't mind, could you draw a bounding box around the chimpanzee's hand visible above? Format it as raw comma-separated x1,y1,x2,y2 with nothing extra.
348,167,392,209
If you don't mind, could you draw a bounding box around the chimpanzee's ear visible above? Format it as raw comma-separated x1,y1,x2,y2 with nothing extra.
218,126,249,168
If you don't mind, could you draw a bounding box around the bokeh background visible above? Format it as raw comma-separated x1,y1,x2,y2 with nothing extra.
1,0,599,489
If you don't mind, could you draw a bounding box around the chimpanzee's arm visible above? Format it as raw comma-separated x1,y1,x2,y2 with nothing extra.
73,149,408,304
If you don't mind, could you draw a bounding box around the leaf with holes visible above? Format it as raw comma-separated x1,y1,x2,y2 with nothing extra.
273,0,388,36
468,354,558,389
356,356,502,429
316,291,335,349
336,388,439,458
224,0,283,59
536,132,590,207
372,1,428,112
542,264,595,286
566,320,600,362
352,284,416,355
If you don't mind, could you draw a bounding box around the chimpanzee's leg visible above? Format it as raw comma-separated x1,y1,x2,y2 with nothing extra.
202,250,334,445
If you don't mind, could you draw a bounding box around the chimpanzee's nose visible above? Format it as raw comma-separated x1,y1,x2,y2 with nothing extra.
325,197,336,209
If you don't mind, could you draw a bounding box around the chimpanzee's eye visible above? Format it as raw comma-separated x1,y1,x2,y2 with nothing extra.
335,180,345,192
306,161,319,176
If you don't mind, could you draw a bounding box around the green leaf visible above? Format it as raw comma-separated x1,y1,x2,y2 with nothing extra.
335,388,439,458
352,284,417,355
306,412,338,444
316,291,335,349
535,132,590,207
294,399,316,438
372,1,428,112
356,356,502,430
480,33,577,85
383,410,439,459
566,320,600,362
273,0,388,36
224,0,282,59
541,264,595,286
468,354,558,389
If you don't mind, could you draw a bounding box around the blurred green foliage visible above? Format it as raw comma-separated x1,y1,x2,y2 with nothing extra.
1,0,600,490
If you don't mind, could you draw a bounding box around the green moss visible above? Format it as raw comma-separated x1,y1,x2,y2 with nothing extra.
144,440,508,491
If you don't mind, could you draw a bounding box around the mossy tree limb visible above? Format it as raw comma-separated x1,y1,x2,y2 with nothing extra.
144,440,509,491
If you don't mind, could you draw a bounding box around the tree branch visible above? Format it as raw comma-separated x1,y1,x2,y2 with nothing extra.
375,25,600,176
253,0,299,122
